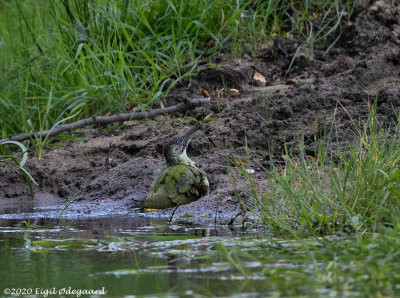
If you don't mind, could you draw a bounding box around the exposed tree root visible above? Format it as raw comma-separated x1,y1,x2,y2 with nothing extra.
0,97,210,144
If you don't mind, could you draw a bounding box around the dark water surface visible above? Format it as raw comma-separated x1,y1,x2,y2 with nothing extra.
2,213,394,297
0,215,274,297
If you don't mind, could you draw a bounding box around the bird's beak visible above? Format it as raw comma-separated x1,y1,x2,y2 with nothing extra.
182,123,201,145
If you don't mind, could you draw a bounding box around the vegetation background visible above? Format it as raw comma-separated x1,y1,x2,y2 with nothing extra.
0,0,345,139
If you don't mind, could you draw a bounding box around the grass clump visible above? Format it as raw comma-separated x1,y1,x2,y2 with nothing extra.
0,0,352,141
235,102,400,236
233,0,350,59
0,0,242,140
214,228,400,296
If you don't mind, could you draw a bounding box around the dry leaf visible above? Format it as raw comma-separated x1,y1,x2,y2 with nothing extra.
201,89,210,98
253,71,266,84
127,105,137,112
233,156,248,165
217,88,225,98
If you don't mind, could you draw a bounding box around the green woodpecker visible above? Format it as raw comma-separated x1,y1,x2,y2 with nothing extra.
143,124,209,209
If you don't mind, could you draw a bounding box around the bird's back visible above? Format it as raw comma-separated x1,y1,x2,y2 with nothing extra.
144,164,209,209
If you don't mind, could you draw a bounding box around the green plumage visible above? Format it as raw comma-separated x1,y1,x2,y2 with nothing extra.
144,164,209,209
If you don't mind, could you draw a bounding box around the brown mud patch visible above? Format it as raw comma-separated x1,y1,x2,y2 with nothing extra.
1,1,400,224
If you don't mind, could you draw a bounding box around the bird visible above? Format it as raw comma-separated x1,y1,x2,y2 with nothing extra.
143,124,209,209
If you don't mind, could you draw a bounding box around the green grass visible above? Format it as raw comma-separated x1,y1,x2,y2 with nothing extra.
233,101,400,236
0,0,243,140
0,0,348,142
215,228,400,297
226,105,400,295
232,0,348,59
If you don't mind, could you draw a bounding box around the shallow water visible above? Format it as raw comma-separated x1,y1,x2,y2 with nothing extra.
0,215,275,297
1,214,398,297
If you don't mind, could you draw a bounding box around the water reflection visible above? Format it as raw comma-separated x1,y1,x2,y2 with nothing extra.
0,216,271,297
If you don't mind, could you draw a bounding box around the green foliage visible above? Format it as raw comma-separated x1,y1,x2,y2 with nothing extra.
0,0,352,141
284,0,346,75
0,0,242,139
233,103,400,236
233,0,349,59
215,229,400,296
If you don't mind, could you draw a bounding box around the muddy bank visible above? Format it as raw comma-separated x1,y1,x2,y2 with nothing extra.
1,1,400,223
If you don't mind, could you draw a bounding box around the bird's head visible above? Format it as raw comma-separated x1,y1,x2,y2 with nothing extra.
163,124,201,167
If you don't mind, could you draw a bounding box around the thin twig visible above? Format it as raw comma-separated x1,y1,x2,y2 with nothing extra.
0,97,210,144
168,205,180,225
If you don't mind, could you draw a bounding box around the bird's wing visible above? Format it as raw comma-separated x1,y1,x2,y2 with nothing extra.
145,165,209,208
165,165,195,198
144,169,174,209
169,166,209,205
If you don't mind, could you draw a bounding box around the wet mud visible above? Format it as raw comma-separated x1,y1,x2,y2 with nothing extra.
1,1,400,224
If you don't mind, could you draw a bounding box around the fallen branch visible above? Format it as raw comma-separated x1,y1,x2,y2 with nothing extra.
0,97,210,144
